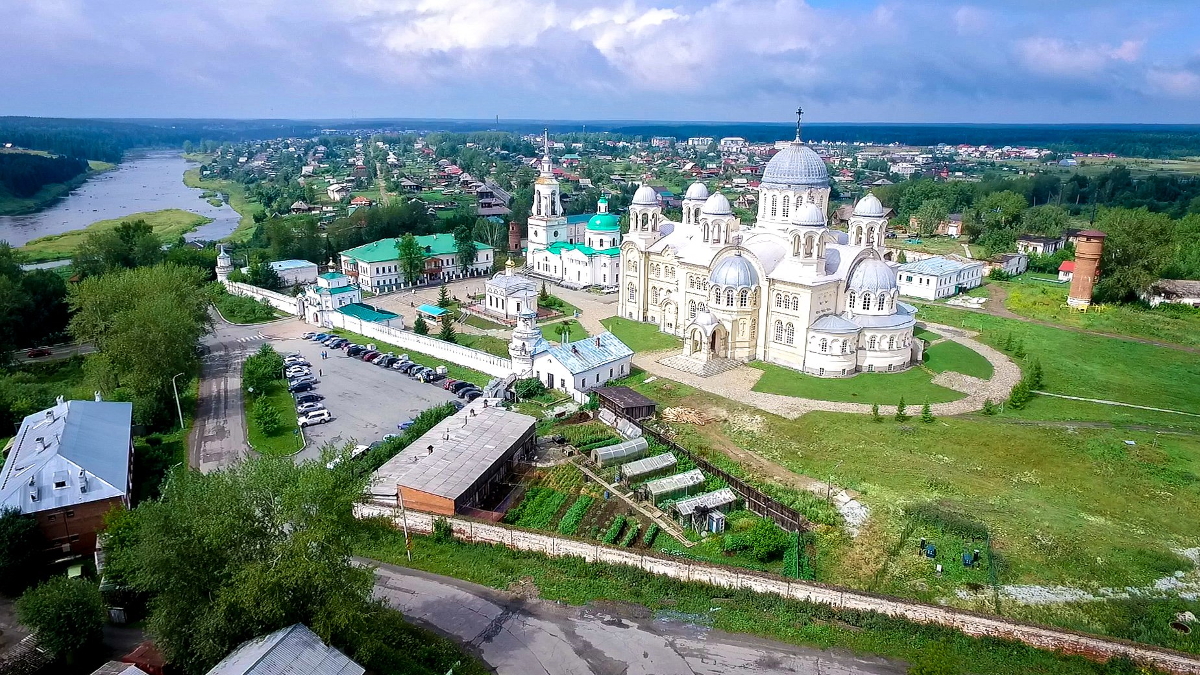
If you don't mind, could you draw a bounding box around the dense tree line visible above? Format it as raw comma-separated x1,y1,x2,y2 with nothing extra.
0,152,90,198
0,244,70,359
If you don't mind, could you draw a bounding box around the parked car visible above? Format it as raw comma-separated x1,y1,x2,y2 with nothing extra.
347,346,365,357
398,419,415,430
390,360,410,370
457,387,482,399
288,375,317,386
25,347,52,358
284,356,310,366
423,371,445,383
363,352,382,362
382,434,399,442
302,332,316,339
409,367,431,379
464,391,482,402
398,362,421,374
449,400,465,411
285,370,312,380
287,381,314,393
450,381,476,394
296,402,326,415
312,333,330,342
329,338,348,349
299,410,332,427
380,356,399,368
327,444,369,469
293,392,324,404
441,378,459,390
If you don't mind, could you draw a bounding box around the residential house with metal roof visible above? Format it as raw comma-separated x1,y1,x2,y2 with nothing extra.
204,624,364,675
530,332,634,403
897,255,984,300
0,398,133,556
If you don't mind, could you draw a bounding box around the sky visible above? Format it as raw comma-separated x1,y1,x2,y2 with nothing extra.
2,0,1199,124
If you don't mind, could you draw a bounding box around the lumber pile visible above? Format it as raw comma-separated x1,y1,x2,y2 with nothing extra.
661,407,712,425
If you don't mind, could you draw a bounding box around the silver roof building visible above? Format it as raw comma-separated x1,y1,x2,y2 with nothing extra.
205,624,364,675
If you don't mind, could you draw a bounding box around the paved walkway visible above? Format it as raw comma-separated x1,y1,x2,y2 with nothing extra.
632,322,1020,419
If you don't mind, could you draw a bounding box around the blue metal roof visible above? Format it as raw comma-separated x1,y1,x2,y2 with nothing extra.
269,259,317,271
900,256,982,276
416,304,448,317
566,213,595,225
544,332,633,375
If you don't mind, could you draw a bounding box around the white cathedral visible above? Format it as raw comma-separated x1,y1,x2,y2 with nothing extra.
618,131,921,378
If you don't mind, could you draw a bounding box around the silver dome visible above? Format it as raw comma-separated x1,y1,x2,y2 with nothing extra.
853,192,886,217
761,142,828,189
847,258,897,292
708,253,759,287
791,202,825,227
632,184,659,206
701,192,732,215
684,182,710,200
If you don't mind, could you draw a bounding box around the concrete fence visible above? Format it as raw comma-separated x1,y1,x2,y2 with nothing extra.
323,313,515,378
225,281,301,316
355,502,1200,675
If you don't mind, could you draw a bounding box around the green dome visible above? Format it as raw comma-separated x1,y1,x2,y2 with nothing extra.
587,212,620,232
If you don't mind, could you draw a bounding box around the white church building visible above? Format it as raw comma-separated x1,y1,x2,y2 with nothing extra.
618,122,921,378
526,133,622,290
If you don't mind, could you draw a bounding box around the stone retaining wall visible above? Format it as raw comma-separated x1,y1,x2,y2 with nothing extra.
225,281,300,315
356,503,1200,674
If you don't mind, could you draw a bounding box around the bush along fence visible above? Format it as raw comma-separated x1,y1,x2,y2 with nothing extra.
355,503,1200,675
637,423,810,533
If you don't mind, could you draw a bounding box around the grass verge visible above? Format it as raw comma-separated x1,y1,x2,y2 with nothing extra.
18,208,212,262
923,340,994,379
244,382,303,456
748,361,965,404
601,316,683,352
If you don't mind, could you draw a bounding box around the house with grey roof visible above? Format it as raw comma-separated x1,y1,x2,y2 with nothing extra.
205,624,364,675
531,332,634,403
0,397,133,556
897,255,985,300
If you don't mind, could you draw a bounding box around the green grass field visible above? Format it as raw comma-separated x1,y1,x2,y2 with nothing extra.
183,167,259,242
455,333,511,358
329,328,491,386
244,383,303,457
601,316,683,352
748,361,965,404
18,209,212,262
1000,279,1200,348
462,314,506,330
922,340,994,379
541,319,588,344
892,236,982,258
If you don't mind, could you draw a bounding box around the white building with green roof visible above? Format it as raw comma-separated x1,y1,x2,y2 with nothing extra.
528,196,622,290
339,233,494,293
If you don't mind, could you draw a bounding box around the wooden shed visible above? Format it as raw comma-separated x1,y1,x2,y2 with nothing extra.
595,386,657,422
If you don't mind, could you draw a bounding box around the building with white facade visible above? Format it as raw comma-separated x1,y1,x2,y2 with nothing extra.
531,333,634,403
340,233,494,292
303,272,361,317
265,259,318,287
1016,235,1065,255
897,256,985,300
484,259,538,320
618,121,921,378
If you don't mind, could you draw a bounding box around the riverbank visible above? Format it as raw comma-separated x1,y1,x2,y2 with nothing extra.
0,159,117,216
18,208,212,262
182,166,259,243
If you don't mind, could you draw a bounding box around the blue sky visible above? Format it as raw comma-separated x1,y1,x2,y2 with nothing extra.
2,0,1198,123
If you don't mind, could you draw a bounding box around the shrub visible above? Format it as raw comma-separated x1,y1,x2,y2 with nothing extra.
413,315,429,335
557,496,594,535
723,518,791,562
603,515,626,544
871,403,882,422
1027,358,1044,390
642,524,659,547
895,396,910,422
980,399,999,415
1008,378,1033,409
252,397,281,436
431,517,454,543
16,577,106,658
514,377,546,399
620,523,641,547
920,402,935,423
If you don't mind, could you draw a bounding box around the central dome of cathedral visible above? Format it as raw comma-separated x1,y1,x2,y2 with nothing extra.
761,142,828,189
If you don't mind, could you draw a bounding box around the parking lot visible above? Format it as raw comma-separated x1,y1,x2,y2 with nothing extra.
282,336,460,462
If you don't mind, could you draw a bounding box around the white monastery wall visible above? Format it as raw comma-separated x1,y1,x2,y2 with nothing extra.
224,281,301,316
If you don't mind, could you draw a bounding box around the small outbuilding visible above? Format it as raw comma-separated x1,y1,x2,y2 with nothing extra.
591,436,649,467
595,386,658,422
673,488,738,532
619,452,677,483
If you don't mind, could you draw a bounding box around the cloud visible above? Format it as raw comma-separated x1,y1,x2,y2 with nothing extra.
1015,38,1144,78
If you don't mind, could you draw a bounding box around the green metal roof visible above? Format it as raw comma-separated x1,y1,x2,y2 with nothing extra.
545,242,620,257
337,303,399,323
316,285,358,295
341,234,493,263
318,272,346,280
587,212,620,231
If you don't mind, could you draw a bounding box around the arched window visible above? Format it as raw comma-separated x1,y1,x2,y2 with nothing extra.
869,336,877,350
866,226,876,247
791,296,800,311
536,199,542,216
775,293,782,308
725,288,734,306
689,300,697,320
888,335,896,350
651,287,660,305
739,289,749,308
785,323,795,345
861,293,871,311
774,320,783,342
782,195,790,219
877,294,886,311
667,266,675,279
627,284,636,303
841,340,849,354
804,235,814,258
694,207,701,223
640,213,649,230
819,338,828,352
770,195,778,217
848,290,856,309
854,226,863,246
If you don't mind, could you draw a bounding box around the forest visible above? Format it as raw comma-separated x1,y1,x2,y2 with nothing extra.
0,152,89,199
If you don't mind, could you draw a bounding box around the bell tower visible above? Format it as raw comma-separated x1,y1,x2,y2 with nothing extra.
527,130,567,250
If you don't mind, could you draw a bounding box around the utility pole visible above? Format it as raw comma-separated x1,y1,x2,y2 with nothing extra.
171,372,186,431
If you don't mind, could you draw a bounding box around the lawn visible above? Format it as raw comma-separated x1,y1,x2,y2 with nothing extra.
1000,279,1200,349
244,382,303,457
600,316,683,352
892,236,981,258
462,314,505,330
540,319,588,344
183,167,260,243
922,340,994,379
329,328,491,386
455,333,511,358
18,209,212,262
913,327,941,342
748,361,965,405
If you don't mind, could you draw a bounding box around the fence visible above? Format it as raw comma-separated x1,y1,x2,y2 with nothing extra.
355,502,1200,675
224,281,300,315
321,310,515,378
637,424,810,533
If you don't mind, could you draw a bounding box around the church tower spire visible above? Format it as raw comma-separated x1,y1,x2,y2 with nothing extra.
539,128,553,177
794,106,803,142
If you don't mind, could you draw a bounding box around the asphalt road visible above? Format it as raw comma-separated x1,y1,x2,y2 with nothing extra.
282,336,459,462
370,561,904,675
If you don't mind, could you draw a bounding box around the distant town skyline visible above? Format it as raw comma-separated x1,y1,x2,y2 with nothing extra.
2,0,1198,123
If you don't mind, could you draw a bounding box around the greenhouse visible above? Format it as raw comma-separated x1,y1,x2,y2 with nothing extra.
673,488,738,530
643,469,706,501
591,436,649,467
619,452,677,483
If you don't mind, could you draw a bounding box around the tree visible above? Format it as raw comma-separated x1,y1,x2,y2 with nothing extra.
16,577,106,660
981,399,999,415
1094,208,1174,302
69,264,213,427
436,284,451,308
1027,358,1044,390
243,344,284,394
73,219,163,278
1008,378,1033,409
453,225,478,273
913,199,949,238
920,403,935,423
895,397,909,422
1021,205,1068,237
252,397,281,436
412,315,429,335
0,507,42,595
514,377,546,399
397,233,425,285
245,259,284,290
437,314,457,343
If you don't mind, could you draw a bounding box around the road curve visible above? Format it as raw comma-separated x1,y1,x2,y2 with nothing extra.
369,560,904,675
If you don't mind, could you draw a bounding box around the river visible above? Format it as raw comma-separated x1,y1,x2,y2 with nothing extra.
0,150,240,248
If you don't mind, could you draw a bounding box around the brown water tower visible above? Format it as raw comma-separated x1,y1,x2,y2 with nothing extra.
1067,229,1106,308
508,221,521,253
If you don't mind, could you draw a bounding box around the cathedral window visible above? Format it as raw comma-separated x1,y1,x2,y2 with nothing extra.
666,266,675,279
725,288,734,307
627,284,636,303
841,340,849,354
791,296,800,311
775,293,782,308
847,290,855,310
804,235,815,258
877,294,886,311
774,320,783,342
640,213,649,230
738,289,749,308
869,336,877,350
861,293,871,311
536,199,542,216
782,195,790,219
888,335,896,350
819,338,827,352
785,323,795,345
689,300,697,320
651,287,660,305
694,207,701,223
867,226,876,247
770,195,777,218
